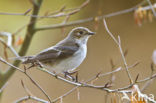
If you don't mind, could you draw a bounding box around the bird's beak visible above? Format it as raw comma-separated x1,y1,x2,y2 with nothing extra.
88,32,96,35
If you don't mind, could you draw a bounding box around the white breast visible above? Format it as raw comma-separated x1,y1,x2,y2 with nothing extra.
49,44,87,73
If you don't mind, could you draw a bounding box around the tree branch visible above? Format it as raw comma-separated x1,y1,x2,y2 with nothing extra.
0,32,19,57
146,0,156,17
0,0,89,19
0,0,43,91
14,96,49,103
35,1,145,31
103,18,133,84
1,55,156,103
0,57,52,103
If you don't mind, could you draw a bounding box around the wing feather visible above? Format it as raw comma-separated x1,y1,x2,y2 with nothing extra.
23,41,79,64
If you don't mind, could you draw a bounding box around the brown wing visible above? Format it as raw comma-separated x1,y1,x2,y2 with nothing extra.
23,41,79,64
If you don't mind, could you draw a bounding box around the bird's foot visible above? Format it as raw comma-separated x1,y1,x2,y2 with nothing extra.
64,71,78,82
35,61,43,68
26,63,35,69
52,71,58,79
25,61,43,70
54,75,58,79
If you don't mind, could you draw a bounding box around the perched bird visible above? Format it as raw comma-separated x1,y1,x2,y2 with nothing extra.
18,27,95,74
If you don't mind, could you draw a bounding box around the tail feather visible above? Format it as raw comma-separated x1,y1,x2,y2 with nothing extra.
9,56,34,64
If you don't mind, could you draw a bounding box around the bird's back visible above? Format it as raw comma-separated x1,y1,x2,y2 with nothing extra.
22,40,80,65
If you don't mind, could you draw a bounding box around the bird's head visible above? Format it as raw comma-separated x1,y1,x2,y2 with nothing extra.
67,27,95,44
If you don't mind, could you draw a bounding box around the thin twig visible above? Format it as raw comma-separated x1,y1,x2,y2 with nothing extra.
137,73,156,83
21,79,33,96
38,68,81,86
118,36,133,84
15,79,50,103
51,67,122,102
0,0,90,42
0,82,8,93
14,96,49,103
1,57,156,95
36,1,145,31
1,0,156,102
0,0,89,19
0,32,19,57
38,65,156,93
25,72,52,102
86,67,121,83
0,0,43,91
103,18,133,84
52,86,78,103
141,79,153,92
105,59,116,103
0,57,24,72
146,0,156,17
0,57,52,103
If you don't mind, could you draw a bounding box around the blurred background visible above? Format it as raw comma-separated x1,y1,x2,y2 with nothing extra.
0,0,156,103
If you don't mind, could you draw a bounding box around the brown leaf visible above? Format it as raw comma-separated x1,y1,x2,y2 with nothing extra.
148,11,153,22
134,10,142,26
137,7,144,20
15,36,24,46
131,85,147,103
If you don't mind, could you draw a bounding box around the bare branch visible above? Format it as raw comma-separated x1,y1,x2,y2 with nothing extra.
1,0,156,102
0,57,52,103
38,68,81,86
20,80,33,97
146,0,156,17
36,18,93,31
14,96,49,103
103,20,119,45
141,79,153,92
127,61,140,69
36,1,145,31
0,82,8,93
52,86,78,103
24,71,52,102
137,73,156,83
1,56,156,97
13,80,49,103
0,0,89,19
0,0,43,92
0,8,32,16
103,18,133,84
86,67,121,83
0,57,24,73
118,36,133,84
0,32,19,57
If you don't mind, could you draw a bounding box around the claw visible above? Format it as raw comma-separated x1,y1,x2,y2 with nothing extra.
64,71,79,82
26,63,35,69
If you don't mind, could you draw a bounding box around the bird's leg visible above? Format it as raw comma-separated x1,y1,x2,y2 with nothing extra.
75,71,78,82
64,70,79,82
35,60,43,68
52,71,58,79
64,71,75,81
26,61,43,70
64,71,71,78
26,63,35,69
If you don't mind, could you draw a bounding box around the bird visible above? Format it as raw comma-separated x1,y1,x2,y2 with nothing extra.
17,27,95,75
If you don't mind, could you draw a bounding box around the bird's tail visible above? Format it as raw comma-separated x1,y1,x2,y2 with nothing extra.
9,56,34,64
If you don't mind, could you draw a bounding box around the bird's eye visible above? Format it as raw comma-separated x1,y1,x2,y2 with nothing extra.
79,31,83,34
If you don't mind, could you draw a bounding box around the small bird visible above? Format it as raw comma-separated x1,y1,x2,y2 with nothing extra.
18,27,95,75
